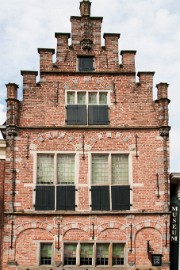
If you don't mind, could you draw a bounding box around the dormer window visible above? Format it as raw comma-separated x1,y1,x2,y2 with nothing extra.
78,56,94,72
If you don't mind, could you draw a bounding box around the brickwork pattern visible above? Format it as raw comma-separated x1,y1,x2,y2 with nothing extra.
0,159,5,270
2,1,171,269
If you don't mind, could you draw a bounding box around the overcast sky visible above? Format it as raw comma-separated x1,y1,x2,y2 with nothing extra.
0,0,179,171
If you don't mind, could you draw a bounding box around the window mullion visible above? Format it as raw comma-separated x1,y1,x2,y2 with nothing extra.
109,243,112,266
97,92,99,104
76,243,80,266
75,91,77,104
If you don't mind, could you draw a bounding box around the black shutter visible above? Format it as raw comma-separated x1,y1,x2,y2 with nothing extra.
112,185,131,210
88,105,109,125
91,186,110,211
67,105,87,125
57,186,75,210
79,57,93,72
35,186,55,210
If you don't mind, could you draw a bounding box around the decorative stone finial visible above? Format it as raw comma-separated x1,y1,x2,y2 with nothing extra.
80,0,91,17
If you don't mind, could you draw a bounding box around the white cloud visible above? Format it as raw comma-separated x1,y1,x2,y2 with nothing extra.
0,0,180,171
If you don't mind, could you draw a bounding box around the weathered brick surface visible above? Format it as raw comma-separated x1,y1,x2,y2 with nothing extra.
0,144,6,270
2,1,171,270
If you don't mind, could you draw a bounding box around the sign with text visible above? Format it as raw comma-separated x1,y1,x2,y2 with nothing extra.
151,254,162,266
170,203,179,243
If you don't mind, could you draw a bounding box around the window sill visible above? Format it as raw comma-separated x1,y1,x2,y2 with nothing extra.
16,267,129,270
4,210,170,215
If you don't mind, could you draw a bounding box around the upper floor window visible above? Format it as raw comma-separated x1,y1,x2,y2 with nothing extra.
78,56,94,72
66,91,109,125
35,153,76,211
91,153,131,211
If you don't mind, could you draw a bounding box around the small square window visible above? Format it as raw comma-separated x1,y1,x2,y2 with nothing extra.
78,57,94,72
40,243,52,265
77,92,86,104
88,93,97,104
99,92,107,104
67,92,75,105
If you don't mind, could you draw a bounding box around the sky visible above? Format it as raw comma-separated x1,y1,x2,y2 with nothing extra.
0,0,179,172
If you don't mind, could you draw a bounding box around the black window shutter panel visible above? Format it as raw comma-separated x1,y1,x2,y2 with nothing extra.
88,105,109,125
111,185,131,210
57,186,75,210
67,105,87,125
79,57,93,72
35,186,55,210
91,186,110,210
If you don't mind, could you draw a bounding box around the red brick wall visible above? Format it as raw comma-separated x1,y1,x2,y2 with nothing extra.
0,159,5,270
2,1,170,270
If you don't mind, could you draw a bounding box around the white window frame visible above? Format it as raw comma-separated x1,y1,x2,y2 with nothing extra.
88,151,132,211
35,152,77,186
89,152,131,186
65,90,110,106
33,151,79,210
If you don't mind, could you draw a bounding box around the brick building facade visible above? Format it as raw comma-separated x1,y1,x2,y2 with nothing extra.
2,1,171,269
0,139,6,270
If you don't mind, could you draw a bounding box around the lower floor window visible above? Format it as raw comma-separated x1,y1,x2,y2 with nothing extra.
112,243,124,265
80,243,93,265
64,244,77,265
63,243,125,266
40,243,52,265
96,244,109,265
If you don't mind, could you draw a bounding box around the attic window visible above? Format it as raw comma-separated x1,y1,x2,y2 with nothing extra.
78,56,94,72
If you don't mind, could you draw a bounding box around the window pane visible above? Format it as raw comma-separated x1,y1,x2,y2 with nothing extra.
79,57,93,72
77,92,86,104
57,155,75,184
99,93,107,104
96,244,109,265
64,244,77,265
88,93,97,104
80,244,93,265
35,186,55,211
112,244,124,265
40,243,52,265
88,105,109,125
92,155,108,184
112,155,129,184
66,105,87,125
37,154,54,184
67,92,75,104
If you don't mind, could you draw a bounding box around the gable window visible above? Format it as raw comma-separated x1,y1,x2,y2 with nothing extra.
91,153,131,211
63,242,125,267
78,56,94,72
40,243,52,265
35,153,76,211
66,91,109,125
